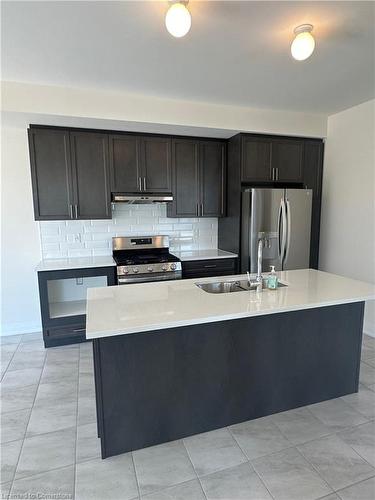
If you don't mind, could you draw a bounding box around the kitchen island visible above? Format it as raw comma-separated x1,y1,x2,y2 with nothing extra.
86,269,375,458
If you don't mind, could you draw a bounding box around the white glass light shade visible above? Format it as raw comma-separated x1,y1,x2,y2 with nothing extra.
165,2,191,38
291,25,315,61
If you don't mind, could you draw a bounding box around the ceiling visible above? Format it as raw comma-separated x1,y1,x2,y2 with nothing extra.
2,1,374,115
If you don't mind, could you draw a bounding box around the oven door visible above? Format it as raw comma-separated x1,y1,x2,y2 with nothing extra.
117,272,182,285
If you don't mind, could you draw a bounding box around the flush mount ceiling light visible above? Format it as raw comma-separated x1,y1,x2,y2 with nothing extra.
165,1,191,38
291,24,315,61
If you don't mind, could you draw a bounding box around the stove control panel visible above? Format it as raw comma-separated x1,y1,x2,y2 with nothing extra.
117,262,182,277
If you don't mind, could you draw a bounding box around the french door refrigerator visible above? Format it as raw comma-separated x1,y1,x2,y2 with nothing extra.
241,188,313,274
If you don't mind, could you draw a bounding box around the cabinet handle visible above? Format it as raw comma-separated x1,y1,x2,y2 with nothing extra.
69,204,73,219
196,203,199,216
75,205,78,219
201,203,204,216
73,328,85,333
276,168,279,181
139,177,142,191
204,264,217,268
271,167,275,181
143,177,147,191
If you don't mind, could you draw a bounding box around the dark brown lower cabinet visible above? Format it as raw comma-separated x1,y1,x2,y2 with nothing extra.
38,266,116,347
182,258,237,279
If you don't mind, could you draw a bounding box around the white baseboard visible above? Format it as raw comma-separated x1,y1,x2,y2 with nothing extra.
1,322,42,337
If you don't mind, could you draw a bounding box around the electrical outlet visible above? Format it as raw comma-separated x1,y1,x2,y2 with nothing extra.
76,278,83,285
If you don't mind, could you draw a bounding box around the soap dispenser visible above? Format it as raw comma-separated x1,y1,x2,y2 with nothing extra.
267,266,278,290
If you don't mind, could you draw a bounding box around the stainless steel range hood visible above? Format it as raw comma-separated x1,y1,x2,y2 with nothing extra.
112,193,173,204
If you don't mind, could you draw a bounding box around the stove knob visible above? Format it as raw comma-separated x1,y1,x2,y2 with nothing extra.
170,263,177,271
162,265,168,272
147,267,153,272
133,268,139,274
123,268,129,275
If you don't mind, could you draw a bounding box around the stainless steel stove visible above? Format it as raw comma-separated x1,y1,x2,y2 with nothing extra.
112,236,182,284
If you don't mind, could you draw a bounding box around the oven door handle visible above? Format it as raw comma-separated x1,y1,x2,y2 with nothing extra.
117,273,182,284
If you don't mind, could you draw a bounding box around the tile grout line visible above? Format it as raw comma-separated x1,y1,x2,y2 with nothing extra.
0,339,22,381
8,338,47,493
130,452,141,499
180,439,209,500
9,463,76,489
226,425,277,500
73,345,83,500
293,445,337,495
334,474,375,497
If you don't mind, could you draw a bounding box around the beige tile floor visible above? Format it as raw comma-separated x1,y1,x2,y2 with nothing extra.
1,332,375,500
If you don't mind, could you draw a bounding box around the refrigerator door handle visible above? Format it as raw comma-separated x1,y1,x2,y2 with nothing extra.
281,198,287,266
277,200,282,261
284,198,291,264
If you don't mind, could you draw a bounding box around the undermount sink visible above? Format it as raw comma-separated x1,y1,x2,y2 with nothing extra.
196,278,287,294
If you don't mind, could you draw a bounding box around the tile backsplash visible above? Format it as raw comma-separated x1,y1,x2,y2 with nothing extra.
39,204,218,259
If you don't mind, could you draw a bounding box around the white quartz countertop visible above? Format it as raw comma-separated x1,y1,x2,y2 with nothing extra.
172,249,238,261
36,256,116,272
86,269,375,340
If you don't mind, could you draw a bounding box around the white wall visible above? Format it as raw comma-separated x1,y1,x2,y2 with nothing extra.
2,81,327,139
1,124,42,335
320,99,375,336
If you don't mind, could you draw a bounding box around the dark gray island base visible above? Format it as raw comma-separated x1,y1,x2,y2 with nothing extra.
93,302,364,459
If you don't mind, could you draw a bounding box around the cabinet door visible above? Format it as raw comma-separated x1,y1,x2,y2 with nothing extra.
241,137,272,182
70,132,111,219
29,128,74,220
169,139,199,217
199,141,226,217
140,137,171,192
272,139,304,182
109,135,142,192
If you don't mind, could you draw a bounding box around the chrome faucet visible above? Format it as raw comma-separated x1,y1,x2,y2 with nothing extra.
256,234,265,284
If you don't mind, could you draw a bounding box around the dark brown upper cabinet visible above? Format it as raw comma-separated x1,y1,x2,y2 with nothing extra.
272,139,304,182
109,135,141,193
110,135,171,193
169,139,199,217
240,135,304,183
199,141,226,217
168,138,226,218
29,128,111,220
70,132,111,219
29,128,74,220
141,137,171,192
241,137,272,182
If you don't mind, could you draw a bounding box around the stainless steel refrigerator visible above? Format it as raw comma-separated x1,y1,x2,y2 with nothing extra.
241,188,313,273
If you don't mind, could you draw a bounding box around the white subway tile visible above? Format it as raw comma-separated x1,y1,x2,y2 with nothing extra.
85,241,109,249
67,249,92,257
92,248,112,257
40,224,60,236
43,243,60,252
136,217,157,225
44,250,68,259
83,225,110,233
173,224,193,230
91,233,112,241
90,220,111,226
41,234,65,244
130,224,154,232
59,242,85,251
156,224,174,231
